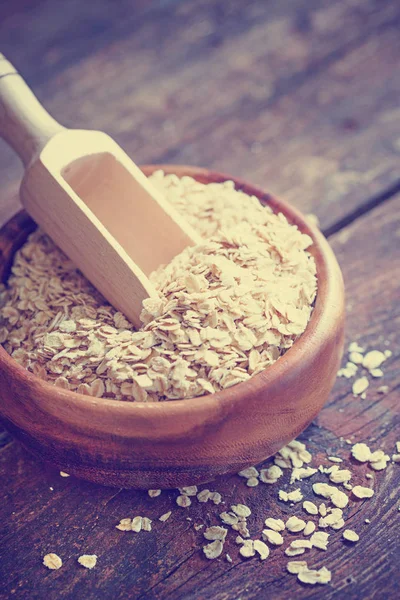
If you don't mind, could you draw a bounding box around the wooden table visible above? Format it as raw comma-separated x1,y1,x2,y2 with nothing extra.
0,1,399,598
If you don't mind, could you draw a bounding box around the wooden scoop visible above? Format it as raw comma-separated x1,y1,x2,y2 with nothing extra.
0,54,201,327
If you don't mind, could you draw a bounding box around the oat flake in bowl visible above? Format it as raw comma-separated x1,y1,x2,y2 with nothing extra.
0,171,317,402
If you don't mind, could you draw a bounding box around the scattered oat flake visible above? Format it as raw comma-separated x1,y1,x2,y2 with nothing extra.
159,511,172,522
370,368,383,378
329,468,352,484
303,500,318,515
259,465,283,483
352,377,369,396
349,351,364,364
298,566,332,585
197,489,211,503
179,486,198,496
43,553,62,570
235,535,245,545
220,511,239,526
226,553,233,563
338,363,358,378
264,517,285,532
203,540,223,560
246,476,259,487
352,486,374,499
176,495,191,508
290,467,317,484
328,456,343,463
319,503,327,517
312,482,348,508
287,560,308,574
319,509,343,529
348,342,364,353
59,471,70,478
286,516,306,533
116,518,131,531
254,540,270,560
279,488,303,503
362,350,386,371
240,540,256,558
78,554,97,569
369,450,390,471
131,516,143,532
233,521,250,538
210,491,222,505
370,449,388,463
285,546,306,557
231,504,251,518
141,517,152,532
279,490,289,502
343,529,359,542
148,489,161,498
303,522,316,536
262,529,284,545
238,467,259,479
310,531,330,551
351,442,371,463
204,526,227,541
332,518,346,530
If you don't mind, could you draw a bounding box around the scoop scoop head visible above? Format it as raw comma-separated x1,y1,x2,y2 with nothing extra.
21,129,200,326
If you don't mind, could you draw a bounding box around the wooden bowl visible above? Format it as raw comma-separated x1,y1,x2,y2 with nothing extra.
0,165,345,489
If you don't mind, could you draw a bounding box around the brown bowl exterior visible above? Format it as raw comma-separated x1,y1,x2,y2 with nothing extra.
0,165,345,488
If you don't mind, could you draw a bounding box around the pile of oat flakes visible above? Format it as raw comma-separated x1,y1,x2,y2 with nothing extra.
0,171,317,401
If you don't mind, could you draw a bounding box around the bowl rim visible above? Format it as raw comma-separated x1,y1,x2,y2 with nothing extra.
0,164,341,426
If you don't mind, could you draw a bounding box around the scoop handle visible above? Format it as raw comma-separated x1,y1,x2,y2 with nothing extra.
0,53,64,166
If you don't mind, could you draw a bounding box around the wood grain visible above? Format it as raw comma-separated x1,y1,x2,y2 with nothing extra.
0,197,398,600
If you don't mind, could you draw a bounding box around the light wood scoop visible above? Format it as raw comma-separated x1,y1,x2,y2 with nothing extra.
0,54,201,327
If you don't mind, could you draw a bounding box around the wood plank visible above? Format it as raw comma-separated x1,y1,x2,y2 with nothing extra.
158,26,400,233
1,194,399,599
0,0,399,230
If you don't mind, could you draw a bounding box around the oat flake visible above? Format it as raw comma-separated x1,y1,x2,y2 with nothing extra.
298,566,332,585
352,377,369,396
78,554,97,569
352,486,374,499
287,560,308,574
351,443,371,463
264,517,285,532
176,495,192,508
43,553,62,570
262,529,284,545
203,540,223,560
342,530,359,542
159,512,172,522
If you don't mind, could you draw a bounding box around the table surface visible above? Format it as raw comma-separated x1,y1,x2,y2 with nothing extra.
0,1,399,599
